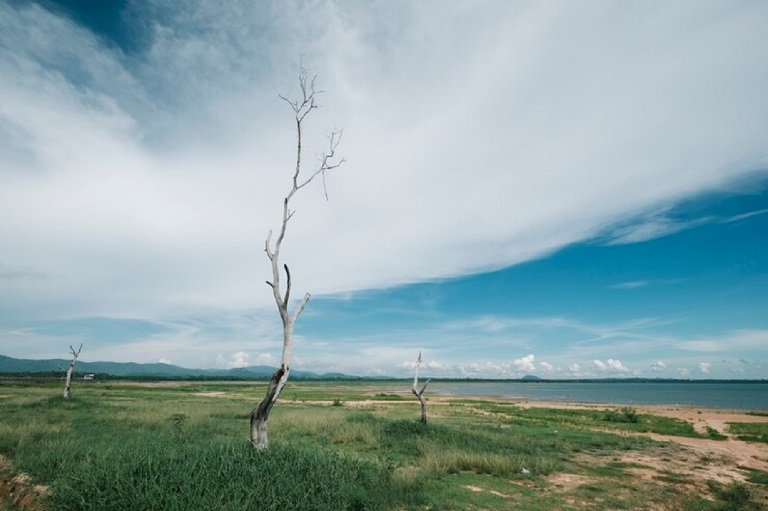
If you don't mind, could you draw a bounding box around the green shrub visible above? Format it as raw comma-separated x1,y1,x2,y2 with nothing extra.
603,407,639,424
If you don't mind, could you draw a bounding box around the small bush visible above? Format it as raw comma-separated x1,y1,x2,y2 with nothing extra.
604,407,639,424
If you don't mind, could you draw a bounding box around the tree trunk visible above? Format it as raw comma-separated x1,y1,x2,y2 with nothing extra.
413,387,428,423
412,351,430,424
62,344,82,399
250,366,287,449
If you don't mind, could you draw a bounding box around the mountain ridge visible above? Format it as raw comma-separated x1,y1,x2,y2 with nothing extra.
0,354,359,380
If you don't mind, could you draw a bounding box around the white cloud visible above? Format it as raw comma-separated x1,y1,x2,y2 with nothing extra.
513,354,536,373
539,361,554,372
698,362,711,374
1,2,768,370
2,2,767,323
593,358,629,373
722,208,768,224
649,360,666,372
568,363,583,376
216,351,277,369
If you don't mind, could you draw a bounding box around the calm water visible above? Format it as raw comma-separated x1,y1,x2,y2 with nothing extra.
430,381,768,410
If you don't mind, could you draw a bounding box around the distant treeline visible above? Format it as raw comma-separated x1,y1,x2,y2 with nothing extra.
0,372,378,382
0,373,764,384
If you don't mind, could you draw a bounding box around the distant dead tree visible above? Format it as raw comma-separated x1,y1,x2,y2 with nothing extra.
412,351,430,423
250,68,345,450
62,343,82,399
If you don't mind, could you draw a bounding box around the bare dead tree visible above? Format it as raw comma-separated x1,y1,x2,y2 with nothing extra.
250,69,345,449
62,343,82,399
412,351,430,424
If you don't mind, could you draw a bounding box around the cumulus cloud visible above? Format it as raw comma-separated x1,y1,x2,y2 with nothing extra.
513,354,536,373
698,362,711,374
649,360,666,372
539,361,554,372
593,359,629,373
216,351,277,369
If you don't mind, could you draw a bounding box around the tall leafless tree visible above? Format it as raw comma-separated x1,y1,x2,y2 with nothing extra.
250,69,345,449
62,343,82,399
412,351,430,424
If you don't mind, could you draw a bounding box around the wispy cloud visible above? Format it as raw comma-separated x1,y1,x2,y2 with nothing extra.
678,329,768,353
609,281,649,290
721,208,768,224
603,214,713,246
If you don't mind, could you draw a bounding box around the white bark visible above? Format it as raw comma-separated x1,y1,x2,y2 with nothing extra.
250,68,344,449
62,343,82,399
412,351,430,424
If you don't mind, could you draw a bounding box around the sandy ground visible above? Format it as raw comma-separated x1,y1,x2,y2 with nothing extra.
515,400,768,474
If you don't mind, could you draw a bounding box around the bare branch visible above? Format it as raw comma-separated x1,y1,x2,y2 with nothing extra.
283,264,291,306
291,292,311,323
265,230,274,259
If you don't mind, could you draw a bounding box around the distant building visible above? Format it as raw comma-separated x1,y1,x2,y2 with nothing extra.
83,374,95,381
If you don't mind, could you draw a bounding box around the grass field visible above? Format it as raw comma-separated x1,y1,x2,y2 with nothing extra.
1,380,766,510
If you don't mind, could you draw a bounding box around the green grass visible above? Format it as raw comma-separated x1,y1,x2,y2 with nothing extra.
728,422,768,443
469,401,705,438
1,381,766,511
678,481,765,511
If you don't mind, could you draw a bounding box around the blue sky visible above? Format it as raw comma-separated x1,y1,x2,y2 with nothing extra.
1,1,767,378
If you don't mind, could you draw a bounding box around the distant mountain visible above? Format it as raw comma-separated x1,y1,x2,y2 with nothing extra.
0,354,357,380
521,374,541,381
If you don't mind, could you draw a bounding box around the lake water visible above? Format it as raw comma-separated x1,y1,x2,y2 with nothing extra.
429,381,768,410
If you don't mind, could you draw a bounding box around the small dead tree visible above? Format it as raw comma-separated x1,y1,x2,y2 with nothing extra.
62,343,82,399
250,69,345,449
412,351,430,424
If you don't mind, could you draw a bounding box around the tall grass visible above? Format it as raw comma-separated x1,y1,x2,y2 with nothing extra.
51,441,397,511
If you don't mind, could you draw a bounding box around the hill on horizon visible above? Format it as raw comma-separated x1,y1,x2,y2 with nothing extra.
0,354,358,380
